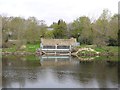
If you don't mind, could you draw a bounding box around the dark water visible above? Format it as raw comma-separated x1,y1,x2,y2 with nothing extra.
2,55,118,88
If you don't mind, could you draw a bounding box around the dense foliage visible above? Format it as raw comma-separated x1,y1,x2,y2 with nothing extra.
1,9,118,48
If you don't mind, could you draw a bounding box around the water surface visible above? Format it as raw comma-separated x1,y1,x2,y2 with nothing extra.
2,55,118,88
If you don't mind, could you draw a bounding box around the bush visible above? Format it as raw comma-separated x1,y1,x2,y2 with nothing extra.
107,38,118,46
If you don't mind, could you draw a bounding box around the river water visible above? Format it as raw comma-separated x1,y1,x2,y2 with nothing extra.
2,55,118,88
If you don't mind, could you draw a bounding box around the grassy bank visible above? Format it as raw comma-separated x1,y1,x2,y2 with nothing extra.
77,45,118,55
2,44,118,56
2,44,119,62
2,43,40,53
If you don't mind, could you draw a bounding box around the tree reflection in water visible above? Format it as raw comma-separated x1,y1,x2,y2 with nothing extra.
2,55,118,88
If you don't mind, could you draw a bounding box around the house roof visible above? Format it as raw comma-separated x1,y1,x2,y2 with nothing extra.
41,38,77,46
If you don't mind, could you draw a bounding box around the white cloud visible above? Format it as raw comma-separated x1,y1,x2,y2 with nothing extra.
0,0,119,25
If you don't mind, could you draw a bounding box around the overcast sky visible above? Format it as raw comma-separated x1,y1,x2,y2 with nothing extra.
0,0,119,26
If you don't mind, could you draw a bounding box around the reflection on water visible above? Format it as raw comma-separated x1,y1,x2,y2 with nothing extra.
2,55,118,88
40,56,79,66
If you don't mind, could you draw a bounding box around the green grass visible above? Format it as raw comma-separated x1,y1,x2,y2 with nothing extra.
2,44,118,55
77,45,118,54
78,50,96,55
77,45,118,61
25,44,40,52
2,43,40,53
94,48,105,52
2,47,16,52
95,46,118,55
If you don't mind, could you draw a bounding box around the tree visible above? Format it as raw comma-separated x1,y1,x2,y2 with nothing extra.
92,9,111,47
44,30,54,38
70,16,92,44
25,17,47,44
2,16,26,48
52,19,67,39
107,14,118,46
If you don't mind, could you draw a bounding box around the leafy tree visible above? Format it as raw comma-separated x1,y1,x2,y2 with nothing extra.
25,17,47,44
52,19,67,39
44,30,54,38
107,14,118,46
92,9,111,47
1,8,119,48
70,16,92,44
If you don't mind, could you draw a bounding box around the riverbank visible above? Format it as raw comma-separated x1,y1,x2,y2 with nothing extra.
2,45,118,56
75,45,118,56
2,44,40,53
